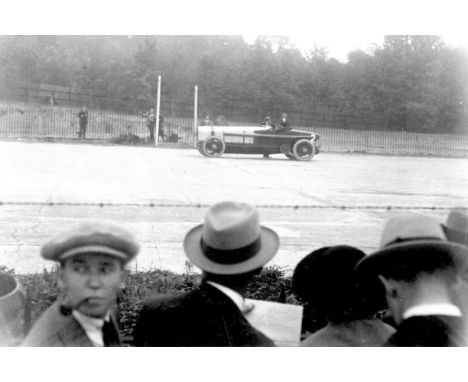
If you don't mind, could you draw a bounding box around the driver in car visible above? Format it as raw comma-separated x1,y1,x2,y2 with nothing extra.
262,116,276,130
273,113,292,133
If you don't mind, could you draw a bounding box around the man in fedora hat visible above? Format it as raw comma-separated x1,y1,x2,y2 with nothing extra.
0,272,25,346
293,246,394,347
444,207,468,246
22,220,139,347
133,201,279,346
356,214,468,346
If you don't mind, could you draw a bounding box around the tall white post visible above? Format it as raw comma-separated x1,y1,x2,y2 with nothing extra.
155,75,161,147
193,85,198,144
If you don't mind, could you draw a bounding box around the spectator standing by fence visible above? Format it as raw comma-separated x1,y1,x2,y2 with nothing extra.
144,108,157,144
77,106,88,139
158,113,165,142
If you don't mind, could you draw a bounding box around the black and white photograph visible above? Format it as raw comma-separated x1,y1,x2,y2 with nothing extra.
1,0,468,379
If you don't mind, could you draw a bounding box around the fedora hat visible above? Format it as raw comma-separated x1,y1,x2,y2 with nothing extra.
183,201,279,275
443,207,468,246
356,214,468,275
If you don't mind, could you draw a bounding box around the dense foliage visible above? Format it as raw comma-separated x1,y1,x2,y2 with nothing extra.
0,35,467,133
3,265,325,344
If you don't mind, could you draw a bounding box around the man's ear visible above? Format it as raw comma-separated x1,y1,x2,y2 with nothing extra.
57,266,65,289
120,268,128,289
378,275,398,298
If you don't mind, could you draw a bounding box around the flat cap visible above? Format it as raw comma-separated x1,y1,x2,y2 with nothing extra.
41,220,139,263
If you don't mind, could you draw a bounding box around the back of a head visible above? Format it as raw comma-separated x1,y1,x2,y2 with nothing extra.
293,246,387,324
203,267,263,291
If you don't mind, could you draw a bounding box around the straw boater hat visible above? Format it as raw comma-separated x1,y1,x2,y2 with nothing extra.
443,207,468,246
41,220,139,264
356,214,468,275
183,201,280,275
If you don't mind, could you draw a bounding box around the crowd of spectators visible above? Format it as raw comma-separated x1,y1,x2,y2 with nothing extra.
1,202,468,347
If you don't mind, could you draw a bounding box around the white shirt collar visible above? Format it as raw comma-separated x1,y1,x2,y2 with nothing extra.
206,281,245,312
72,310,110,347
403,303,462,319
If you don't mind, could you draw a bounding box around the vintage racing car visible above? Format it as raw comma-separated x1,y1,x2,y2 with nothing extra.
196,125,321,161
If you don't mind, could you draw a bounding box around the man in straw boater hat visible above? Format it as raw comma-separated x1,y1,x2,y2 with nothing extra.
133,201,279,346
22,220,139,347
356,214,468,346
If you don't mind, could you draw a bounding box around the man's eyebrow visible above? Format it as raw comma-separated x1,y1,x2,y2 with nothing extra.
98,260,116,266
70,258,87,264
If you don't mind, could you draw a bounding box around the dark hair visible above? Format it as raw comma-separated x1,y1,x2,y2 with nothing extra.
293,246,387,324
202,268,262,290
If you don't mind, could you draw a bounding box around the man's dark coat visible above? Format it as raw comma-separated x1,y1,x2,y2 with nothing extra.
133,283,275,347
385,315,463,347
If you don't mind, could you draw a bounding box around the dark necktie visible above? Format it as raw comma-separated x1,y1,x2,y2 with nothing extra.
102,320,120,347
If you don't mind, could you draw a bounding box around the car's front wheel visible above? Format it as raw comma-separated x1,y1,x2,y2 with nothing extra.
203,136,225,158
292,139,315,161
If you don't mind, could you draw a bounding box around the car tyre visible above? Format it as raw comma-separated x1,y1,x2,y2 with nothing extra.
203,136,225,158
292,139,315,161
285,152,296,160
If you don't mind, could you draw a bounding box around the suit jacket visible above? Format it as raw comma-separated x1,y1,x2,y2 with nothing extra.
301,318,395,347
21,301,121,347
133,283,275,347
385,315,463,347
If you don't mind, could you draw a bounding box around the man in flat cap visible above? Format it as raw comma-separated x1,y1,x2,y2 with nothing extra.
133,201,279,346
356,214,468,346
22,220,139,347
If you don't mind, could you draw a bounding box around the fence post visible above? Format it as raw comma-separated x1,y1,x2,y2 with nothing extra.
155,75,161,147
193,85,198,146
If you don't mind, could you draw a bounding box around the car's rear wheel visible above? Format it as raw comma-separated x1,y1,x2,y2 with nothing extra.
285,152,296,160
203,136,225,158
292,139,315,161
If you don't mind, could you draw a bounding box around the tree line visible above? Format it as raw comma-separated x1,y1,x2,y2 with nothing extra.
0,35,466,133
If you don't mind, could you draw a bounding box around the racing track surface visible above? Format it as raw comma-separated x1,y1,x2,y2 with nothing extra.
1,140,468,274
